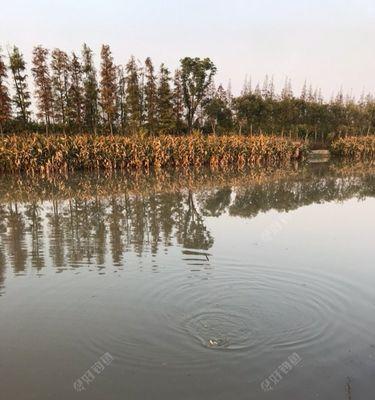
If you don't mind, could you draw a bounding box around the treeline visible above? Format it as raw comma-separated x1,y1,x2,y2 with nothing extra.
1,44,375,139
0,44,216,135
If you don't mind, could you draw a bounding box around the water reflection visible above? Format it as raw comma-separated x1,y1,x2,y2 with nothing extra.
0,161,374,291
1,161,375,400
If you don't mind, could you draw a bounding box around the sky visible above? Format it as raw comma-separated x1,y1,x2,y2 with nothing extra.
1,0,375,99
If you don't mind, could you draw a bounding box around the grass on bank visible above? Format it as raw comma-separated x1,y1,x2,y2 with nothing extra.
0,133,306,174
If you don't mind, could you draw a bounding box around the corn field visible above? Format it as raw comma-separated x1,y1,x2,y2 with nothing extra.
330,136,375,159
0,133,306,174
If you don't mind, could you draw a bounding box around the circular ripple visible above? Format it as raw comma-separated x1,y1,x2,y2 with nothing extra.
183,308,260,350
161,263,359,355
73,260,373,373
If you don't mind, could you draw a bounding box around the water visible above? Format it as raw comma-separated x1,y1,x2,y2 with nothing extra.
0,162,374,399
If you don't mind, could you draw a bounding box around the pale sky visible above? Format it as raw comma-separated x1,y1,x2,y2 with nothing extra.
1,0,375,98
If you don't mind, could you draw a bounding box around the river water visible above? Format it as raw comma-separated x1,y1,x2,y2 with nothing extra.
0,161,374,399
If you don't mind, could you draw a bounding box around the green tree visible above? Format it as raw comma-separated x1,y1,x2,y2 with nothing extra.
173,69,185,133
9,46,31,127
0,49,11,134
233,92,267,134
125,56,142,134
82,44,99,134
180,57,217,133
157,64,174,134
68,53,83,132
144,57,157,134
116,65,127,134
51,49,70,132
31,46,53,133
204,85,232,134
99,45,117,135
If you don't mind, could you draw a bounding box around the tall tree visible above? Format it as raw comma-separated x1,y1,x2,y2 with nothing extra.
116,65,127,134
99,45,117,135
226,79,233,107
0,49,11,134
173,69,185,133
9,46,31,126
144,57,157,134
300,80,308,101
31,45,53,133
125,56,142,134
281,77,293,100
204,85,232,134
242,75,252,96
51,49,70,132
68,53,83,132
180,57,217,133
82,44,98,134
157,64,174,134
138,62,145,129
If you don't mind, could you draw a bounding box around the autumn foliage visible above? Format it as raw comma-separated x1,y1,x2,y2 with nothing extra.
0,133,305,174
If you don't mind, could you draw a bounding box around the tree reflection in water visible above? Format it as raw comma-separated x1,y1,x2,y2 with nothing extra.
0,161,374,292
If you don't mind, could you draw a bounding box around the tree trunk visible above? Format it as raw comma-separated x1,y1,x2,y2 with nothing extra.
211,120,216,135
187,111,193,134
45,116,49,135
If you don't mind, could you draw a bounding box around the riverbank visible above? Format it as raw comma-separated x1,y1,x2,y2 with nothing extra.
0,133,306,174
330,136,375,159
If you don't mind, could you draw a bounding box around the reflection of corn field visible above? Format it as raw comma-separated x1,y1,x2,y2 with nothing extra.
0,160,374,204
0,162,374,273
331,136,375,159
0,133,305,173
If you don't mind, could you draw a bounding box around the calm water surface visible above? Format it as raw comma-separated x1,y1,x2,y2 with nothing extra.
0,162,374,399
